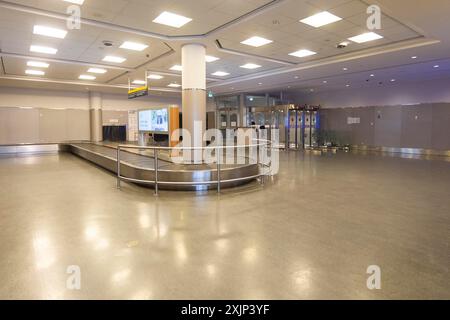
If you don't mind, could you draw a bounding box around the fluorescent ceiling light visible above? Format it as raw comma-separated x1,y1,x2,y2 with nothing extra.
88,68,107,74
240,63,261,69
300,11,342,28
63,0,85,4
25,69,45,76
289,49,317,58
170,64,183,71
168,83,181,88
211,71,230,77
348,32,383,43
241,36,273,47
132,80,146,85
79,75,96,80
33,25,67,39
206,55,220,63
103,56,126,63
27,61,49,68
147,74,164,80
30,45,58,54
120,41,148,51
153,11,192,28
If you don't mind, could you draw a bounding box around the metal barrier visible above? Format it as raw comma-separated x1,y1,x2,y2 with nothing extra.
116,140,273,195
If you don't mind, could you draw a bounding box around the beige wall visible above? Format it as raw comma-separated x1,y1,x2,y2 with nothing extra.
0,86,181,144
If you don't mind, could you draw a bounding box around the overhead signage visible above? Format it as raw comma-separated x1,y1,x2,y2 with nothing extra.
128,86,148,99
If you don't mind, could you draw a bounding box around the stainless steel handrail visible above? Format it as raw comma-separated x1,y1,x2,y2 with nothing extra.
116,140,273,195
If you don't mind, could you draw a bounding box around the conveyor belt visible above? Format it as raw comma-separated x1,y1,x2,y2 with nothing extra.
68,143,260,191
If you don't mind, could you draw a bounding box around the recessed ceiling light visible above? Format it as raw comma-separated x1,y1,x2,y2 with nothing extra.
170,64,183,71
370,74,375,77
258,82,263,85
241,36,273,47
411,56,418,59
434,65,440,68
147,74,164,80
323,80,327,83
346,84,350,87
79,75,96,80
211,71,230,77
30,45,58,54
342,67,348,71
153,11,192,28
205,55,220,63
103,56,126,63
25,69,45,76
120,41,148,51
390,79,396,82
289,49,317,58
300,11,342,28
240,63,261,69
168,83,182,88
63,0,85,4
294,76,299,79
348,32,383,43
88,68,107,74
27,61,49,68
132,80,146,85
33,25,67,39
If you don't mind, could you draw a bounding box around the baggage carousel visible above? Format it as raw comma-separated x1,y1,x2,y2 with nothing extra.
67,143,263,191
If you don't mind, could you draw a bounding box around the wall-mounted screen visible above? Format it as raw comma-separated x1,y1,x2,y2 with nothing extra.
138,108,169,132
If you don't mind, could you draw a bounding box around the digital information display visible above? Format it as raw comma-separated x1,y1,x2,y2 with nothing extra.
138,108,169,133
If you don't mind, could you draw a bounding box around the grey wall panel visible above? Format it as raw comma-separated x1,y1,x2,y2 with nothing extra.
350,107,375,146
431,103,450,150
374,106,402,147
400,104,432,149
321,108,352,145
0,109,8,144
7,108,40,144
39,109,67,143
66,109,90,141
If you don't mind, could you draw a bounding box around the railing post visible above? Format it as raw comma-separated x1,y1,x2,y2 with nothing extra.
217,147,221,194
154,148,159,196
116,146,121,189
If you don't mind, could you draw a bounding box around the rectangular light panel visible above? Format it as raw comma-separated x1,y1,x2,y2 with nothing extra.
289,49,317,58
170,65,183,71
30,45,58,54
147,74,164,80
211,71,230,77
206,55,220,63
153,11,192,28
240,63,261,69
103,56,126,63
33,25,67,39
25,69,45,76
348,32,383,43
79,75,96,80
120,41,149,51
300,11,342,28
27,61,49,68
241,36,273,47
88,68,107,74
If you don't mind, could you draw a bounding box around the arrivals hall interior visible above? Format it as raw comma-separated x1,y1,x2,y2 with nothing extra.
0,0,449,300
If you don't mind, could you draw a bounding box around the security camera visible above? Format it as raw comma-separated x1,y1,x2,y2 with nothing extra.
336,41,349,49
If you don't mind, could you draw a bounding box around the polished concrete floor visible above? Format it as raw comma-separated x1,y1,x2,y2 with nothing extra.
0,150,449,300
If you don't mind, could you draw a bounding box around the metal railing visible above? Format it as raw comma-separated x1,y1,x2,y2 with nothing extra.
116,140,273,195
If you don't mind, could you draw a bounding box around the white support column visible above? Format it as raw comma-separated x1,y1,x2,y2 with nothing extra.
89,91,103,142
182,44,206,163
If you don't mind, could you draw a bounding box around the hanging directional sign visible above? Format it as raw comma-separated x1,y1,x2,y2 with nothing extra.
128,86,148,99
